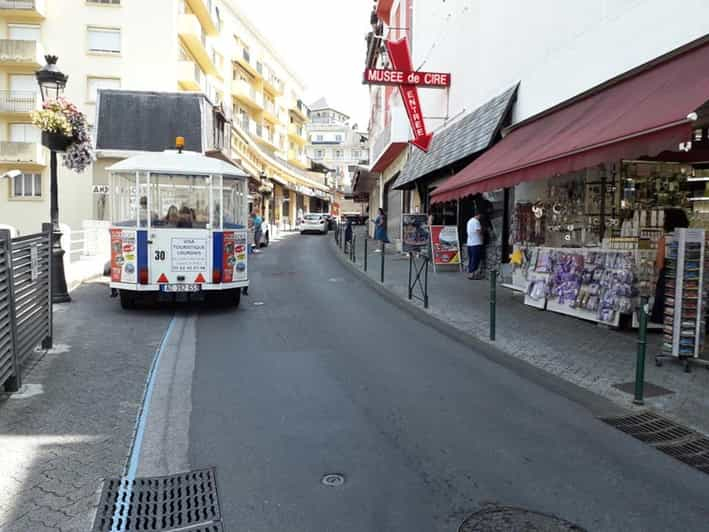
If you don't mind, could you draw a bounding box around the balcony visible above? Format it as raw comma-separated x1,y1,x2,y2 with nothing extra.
254,124,278,150
232,79,263,111
0,38,44,67
0,90,38,116
0,0,46,20
177,60,204,91
234,48,261,79
287,123,306,145
185,0,219,36
178,14,217,75
262,69,284,96
262,99,278,124
289,99,308,122
0,141,45,167
288,149,309,169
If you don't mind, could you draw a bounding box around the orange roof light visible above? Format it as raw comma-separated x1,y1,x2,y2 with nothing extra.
176,136,185,150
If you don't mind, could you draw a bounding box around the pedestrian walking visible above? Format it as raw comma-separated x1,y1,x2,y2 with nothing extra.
344,217,353,253
372,208,389,252
466,212,483,279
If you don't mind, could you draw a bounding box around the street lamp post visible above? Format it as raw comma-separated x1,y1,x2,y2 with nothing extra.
36,55,71,303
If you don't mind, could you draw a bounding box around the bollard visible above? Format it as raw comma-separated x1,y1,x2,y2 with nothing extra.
364,237,368,272
634,296,649,405
408,253,413,300
489,269,497,341
351,235,356,262
380,240,385,283
424,256,429,309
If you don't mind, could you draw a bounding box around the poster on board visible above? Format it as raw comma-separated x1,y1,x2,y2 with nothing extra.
401,214,430,253
430,225,461,267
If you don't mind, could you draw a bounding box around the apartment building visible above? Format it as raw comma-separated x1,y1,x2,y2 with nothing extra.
306,98,368,190
0,0,326,236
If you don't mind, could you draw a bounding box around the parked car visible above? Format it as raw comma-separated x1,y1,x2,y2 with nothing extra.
343,212,368,225
300,213,329,234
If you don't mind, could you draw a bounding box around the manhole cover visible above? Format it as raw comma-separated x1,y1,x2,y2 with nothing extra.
321,473,345,487
92,468,222,531
459,507,584,531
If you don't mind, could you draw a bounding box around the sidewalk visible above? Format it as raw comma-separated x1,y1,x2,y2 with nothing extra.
0,280,172,532
339,229,709,437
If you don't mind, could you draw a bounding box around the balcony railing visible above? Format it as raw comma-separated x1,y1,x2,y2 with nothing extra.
264,100,276,115
0,90,36,113
0,39,43,66
242,48,250,63
0,0,39,8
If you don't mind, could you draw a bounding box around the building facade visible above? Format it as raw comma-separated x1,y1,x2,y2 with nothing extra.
0,0,326,236
360,0,709,247
306,97,368,216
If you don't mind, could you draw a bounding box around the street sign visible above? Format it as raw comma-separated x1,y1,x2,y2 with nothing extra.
364,68,451,88
92,185,110,194
362,37,450,153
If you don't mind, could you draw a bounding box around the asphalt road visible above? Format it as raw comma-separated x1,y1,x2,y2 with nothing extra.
185,233,709,532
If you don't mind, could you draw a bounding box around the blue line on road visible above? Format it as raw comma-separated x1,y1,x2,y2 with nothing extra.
111,315,177,532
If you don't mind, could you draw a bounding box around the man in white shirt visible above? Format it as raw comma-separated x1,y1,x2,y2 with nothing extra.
466,213,483,279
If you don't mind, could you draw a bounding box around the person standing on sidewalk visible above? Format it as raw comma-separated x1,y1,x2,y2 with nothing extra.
251,210,263,253
466,212,483,280
372,208,390,252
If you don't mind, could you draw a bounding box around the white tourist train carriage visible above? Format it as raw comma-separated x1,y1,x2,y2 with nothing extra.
107,149,249,308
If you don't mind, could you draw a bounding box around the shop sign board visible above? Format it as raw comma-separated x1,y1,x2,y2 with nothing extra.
364,68,451,88
362,37,450,153
430,225,461,265
402,214,430,253
353,192,370,203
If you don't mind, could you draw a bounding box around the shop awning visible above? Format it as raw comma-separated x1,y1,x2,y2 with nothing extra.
392,84,517,190
431,39,709,204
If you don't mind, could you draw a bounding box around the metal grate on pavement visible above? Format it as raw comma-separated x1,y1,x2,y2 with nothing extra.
92,468,222,532
601,412,709,476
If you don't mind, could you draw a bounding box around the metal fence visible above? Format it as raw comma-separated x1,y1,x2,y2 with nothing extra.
0,227,52,392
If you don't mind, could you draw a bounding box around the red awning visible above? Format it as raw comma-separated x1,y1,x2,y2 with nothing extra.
431,40,709,204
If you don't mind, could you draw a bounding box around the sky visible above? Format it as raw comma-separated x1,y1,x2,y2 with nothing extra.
235,0,372,129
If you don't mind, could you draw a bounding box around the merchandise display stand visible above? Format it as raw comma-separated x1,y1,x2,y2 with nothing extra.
656,228,709,372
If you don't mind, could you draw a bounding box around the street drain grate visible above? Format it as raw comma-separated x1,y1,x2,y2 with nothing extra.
92,468,222,532
459,506,585,531
601,412,709,475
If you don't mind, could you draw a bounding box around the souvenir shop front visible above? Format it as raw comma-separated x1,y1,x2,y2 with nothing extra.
508,160,709,328
429,37,709,331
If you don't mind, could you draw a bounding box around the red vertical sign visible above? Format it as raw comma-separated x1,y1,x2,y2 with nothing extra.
385,37,433,152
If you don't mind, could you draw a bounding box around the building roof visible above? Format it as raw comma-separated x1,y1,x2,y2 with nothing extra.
96,90,207,153
309,96,351,119
392,84,518,189
108,150,248,177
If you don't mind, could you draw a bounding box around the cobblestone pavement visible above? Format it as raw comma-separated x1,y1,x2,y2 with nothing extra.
0,280,172,532
342,229,709,437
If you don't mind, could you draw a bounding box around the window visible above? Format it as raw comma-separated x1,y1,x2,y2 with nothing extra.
10,123,40,143
314,149,324,159
352,150,361,160
8,24,40,41
335,134,343,142
9,74,36,94
87,77,121,103
87,0,121,4
316,134,323,142
87,27,121,54
334,149,343,159
12,173,42,198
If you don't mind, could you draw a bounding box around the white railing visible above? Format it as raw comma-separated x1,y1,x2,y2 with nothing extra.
61,220,111,263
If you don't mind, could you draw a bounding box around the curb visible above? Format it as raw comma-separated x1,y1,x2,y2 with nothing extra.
329,237,628,419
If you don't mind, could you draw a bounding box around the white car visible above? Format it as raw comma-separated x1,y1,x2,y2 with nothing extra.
300,213,328,234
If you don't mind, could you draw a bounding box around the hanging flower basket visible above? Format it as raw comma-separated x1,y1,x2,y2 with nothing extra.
41,131,73,152
31,97,95,172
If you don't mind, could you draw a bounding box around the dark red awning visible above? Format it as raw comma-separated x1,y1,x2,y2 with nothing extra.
431,40,709,204
376,0,394,25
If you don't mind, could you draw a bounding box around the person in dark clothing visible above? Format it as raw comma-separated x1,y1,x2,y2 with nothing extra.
650,208,690,323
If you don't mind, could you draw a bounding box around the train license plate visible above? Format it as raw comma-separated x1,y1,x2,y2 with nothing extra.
160,284,201,293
